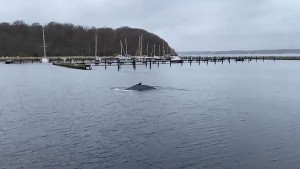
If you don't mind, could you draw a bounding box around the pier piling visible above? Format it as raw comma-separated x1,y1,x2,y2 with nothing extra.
133,59,136,70
117,59,120,71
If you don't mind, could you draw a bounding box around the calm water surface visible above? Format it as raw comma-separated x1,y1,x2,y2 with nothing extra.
1,61,300,169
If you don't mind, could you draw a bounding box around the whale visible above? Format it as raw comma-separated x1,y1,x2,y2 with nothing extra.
125,83,156,91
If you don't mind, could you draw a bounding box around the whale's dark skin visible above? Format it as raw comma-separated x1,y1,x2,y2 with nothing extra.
125,83,156,91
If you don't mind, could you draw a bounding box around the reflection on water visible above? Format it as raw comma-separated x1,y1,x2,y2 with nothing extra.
1,61,300,169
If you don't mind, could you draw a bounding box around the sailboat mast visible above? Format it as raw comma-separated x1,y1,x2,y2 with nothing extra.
42,28,46,57
95,33,97,58
137,36,140,56
146,42,149,56
150,45,153,56
140,34,143,56
120,40,123,56
154,44,156,56
163,42,165,56
125,38,127,56
159,44,161,56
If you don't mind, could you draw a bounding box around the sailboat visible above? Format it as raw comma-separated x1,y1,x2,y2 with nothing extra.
160,42,167,60
134,34,148,60
152,44,160,60
116,39,130,62
41,28,49,63
94,32,101,64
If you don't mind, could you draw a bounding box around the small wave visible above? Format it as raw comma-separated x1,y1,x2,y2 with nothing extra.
111,87,134,92
111,87,126,91
155,86,190,91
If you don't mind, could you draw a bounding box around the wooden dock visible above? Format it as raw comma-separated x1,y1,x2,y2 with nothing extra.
0,56,95,64
2,56,300,71
87,55,300,71
52,62,92,70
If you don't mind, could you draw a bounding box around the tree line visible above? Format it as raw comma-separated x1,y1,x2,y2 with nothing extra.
0,21,177,57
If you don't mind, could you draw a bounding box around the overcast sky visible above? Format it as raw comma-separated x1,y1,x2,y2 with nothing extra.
1,0,299,51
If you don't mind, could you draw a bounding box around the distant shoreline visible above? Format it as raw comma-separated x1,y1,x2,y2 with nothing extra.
2,55,300,64
179,49,300,56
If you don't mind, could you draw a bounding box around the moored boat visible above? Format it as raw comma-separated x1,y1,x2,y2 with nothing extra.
41,28,49,63
5,60,13,64
235,58,245,61
171,56,183,63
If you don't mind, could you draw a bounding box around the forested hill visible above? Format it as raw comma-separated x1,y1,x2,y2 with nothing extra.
0,21,177,57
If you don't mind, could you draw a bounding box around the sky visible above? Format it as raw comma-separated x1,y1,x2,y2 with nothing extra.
1,0,300,51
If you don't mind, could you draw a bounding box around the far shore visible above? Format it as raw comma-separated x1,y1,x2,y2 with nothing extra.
2,55,300,65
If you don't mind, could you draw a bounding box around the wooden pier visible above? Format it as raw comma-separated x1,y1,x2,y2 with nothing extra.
2,56,300,71
0,56,95,64
86,55,300,70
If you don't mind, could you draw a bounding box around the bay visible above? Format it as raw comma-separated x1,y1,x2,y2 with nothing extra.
1,61,300,169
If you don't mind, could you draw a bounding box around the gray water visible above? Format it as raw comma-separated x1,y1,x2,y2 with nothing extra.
1,61,300,169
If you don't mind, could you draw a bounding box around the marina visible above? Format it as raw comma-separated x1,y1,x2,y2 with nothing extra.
2,55,300,70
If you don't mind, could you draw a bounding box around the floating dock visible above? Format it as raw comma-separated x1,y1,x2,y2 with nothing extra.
52,62,92,70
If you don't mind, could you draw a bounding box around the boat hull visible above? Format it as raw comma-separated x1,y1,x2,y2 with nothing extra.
5,60,13,64
41,57,49,63
171,59,183,63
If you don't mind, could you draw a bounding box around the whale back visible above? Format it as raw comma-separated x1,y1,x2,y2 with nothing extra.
125,84,155,91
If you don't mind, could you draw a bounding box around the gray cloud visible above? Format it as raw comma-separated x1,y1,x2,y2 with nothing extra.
1,0,300,51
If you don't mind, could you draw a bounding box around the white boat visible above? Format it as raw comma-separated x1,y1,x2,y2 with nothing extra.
171,56,183,63
116,39,135,62
41,28,49,63
41,57,49,63
153,56,160,60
